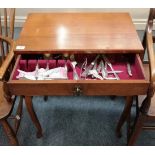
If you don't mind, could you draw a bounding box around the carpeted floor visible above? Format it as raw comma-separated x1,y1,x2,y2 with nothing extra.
0,29,155,146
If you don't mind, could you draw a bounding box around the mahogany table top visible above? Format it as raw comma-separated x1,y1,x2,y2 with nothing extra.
14,13,143,54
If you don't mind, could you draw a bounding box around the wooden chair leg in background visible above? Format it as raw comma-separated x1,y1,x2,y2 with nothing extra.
116,96,133,137
25,96,43,138
1,119,19,145
110,96,116,100
44,96,48,102
127,94,151,145
126,105,132,143
14,96,23,135
127,114,144,145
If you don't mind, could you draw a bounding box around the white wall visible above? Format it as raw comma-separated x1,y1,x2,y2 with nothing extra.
13,8,150,30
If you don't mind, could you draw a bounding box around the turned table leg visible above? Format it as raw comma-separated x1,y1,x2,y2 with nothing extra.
116,96,133,137
1,119,19,145
25,96,43,138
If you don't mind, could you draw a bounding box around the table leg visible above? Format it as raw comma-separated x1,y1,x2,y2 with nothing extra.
116,96,133,137
25,96,43,138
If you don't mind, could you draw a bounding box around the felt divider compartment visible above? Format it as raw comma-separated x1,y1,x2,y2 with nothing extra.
12,54,145,81
74,54,145,80
12,59,74,80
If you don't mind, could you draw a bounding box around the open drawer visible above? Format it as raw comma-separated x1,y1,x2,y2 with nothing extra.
8,53,149,96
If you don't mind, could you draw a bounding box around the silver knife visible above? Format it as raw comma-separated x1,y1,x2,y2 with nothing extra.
127,62,132,76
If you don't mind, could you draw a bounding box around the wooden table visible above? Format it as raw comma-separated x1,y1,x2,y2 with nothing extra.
15,13,143,53
9,13,149,140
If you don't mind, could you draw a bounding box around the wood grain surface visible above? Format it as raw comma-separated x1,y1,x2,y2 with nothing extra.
15,13,143,54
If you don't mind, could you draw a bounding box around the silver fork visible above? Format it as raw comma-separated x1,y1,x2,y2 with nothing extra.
102,54,120,80
81,55,100,78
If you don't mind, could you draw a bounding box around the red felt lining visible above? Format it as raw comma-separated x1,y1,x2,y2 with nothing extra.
75,54,145,80
12,54,145,80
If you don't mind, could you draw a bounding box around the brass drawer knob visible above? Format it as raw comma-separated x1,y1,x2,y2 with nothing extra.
73,86,82,96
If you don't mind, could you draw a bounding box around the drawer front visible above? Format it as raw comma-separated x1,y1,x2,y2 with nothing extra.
77,81,148,96
8,80,148,96
8,54,149,96
8,82,76,96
